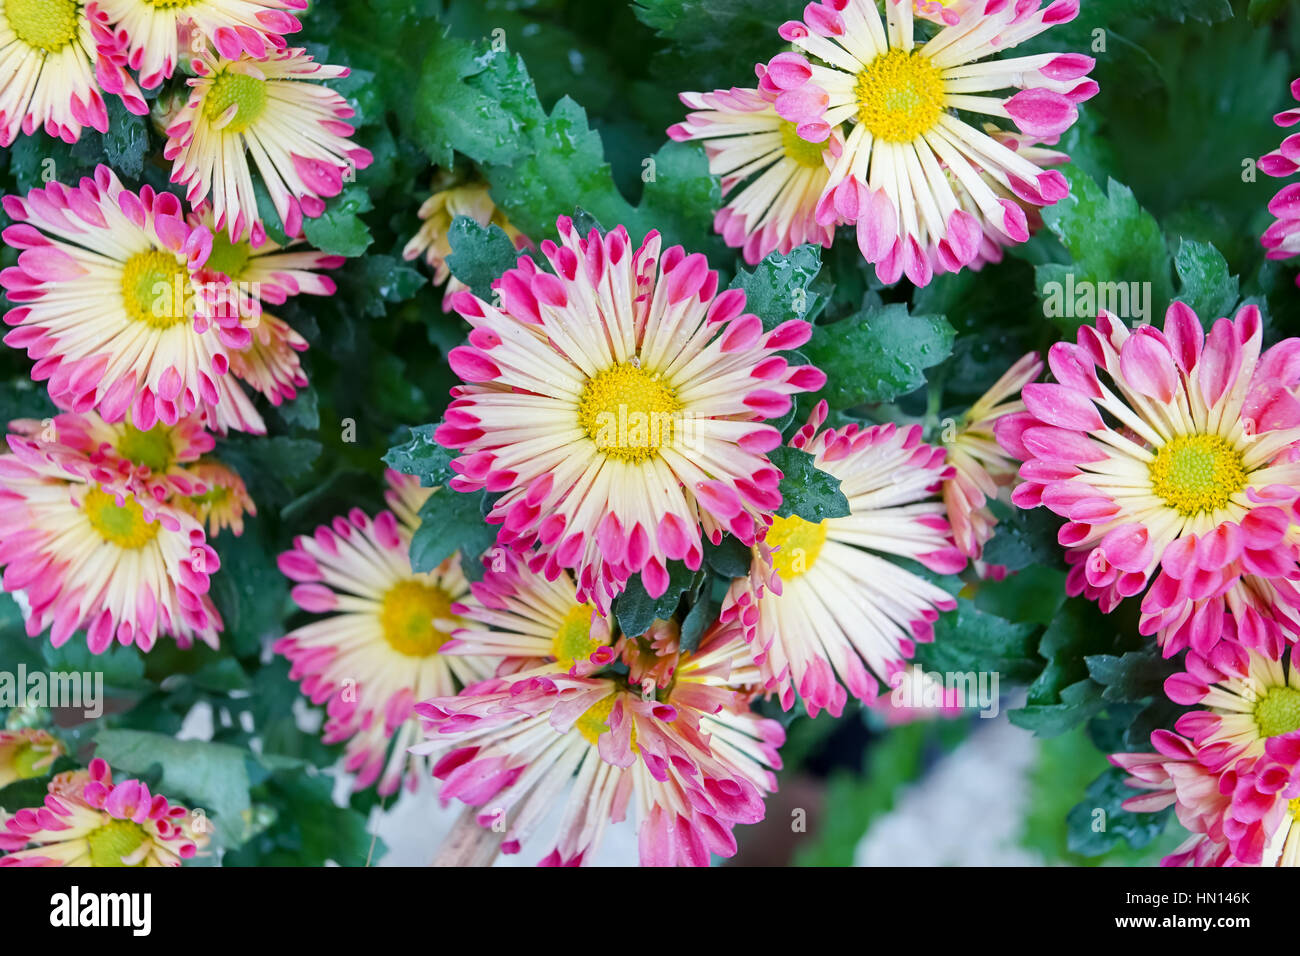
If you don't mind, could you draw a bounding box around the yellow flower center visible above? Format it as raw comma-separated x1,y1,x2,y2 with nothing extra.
766,513,829,579
204,70,269,134
855,48,946,143
379,579,456,658
120,249,192,329
550,603,603,670
1290,797,1300,820
577,363,682,463
87,819,149,867
574,693,637,751
203,230,252,280
779,120,827,170
83,488,160,550
10,742,46,780
1148,434,1247,517
141,0,197,6
117,423,173,473
1254,685,1300,739
6,0,79,53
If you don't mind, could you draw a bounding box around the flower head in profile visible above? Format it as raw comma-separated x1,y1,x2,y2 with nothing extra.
1259,77,1300,282
764,0,1094,285
274,471,490,794
0,424,222,654
723,401,964,718
436,215,825,612
415,618,783,866
941,351,1042,561
0,0,146,146
402,178,531,309
0,758,200,866
0,166,257,430
174,460,255,537
997,304,1300,660
0,729,64,788
96,0,306,88
164,49,373,243
669,77,844,264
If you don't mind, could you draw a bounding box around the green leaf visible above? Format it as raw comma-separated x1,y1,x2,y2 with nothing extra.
701,535,752,579
208,523,288,660
42,639,147,693
972,565,1068,627
1067,766,1170,857
1248,0,1289,23
728,246,825,331
445,216,523,303
94,730,253,845
768,447,850,522
613,562,700,638
384,424,455,487
980,501,1065,574
913,595,1041,683
1085,648,1179,704
301,186,374,257
803,304,954,410
408,489,498,578
1173,239,1239,321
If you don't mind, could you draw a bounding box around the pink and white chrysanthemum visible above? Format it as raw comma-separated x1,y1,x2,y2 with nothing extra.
164,49,373,243
0,758,198,866
401,179,531,310
414,619,783,867
1259,77,1300,281
436,216,825,612
763,0,1094,285
942,351,1041,560
722,401,965,718
0,166,258,430
996,305,1300,661
0,0,146,145
38,411,211,505
668,76,844,264
442,549,616,681
1110,729,1236,868
0,428,222,653
274,474,490,795
0,728,64,788
96,0,305,88
173,460,254,537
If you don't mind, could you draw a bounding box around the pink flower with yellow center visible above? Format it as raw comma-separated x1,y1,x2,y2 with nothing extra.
0,729,64,788
163,49,373,243
174,460,255,537
942,351,1042,560
443,549,616,681
0,166,258,430
96,0,305,88
996,305,1300,659
414,619,783,867
668,78,844,264
401,179,531,310
0,427,222,653
0,758,199,866
274,473,490,795
436,215,825,612
763,0,1094,285
1259,77,1300,281
722,401,965,718
0,0,146,146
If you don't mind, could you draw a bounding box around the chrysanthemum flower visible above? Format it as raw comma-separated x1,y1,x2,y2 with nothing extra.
763,0,1094,285
0,426,222,653
401,178,531,309
668,77,844,264
442,549,616,681
0,0,146,146
0,729,63,788
96,0,305,88
0,758,198,866
436,216,825,611
722,401,965,718
912,0,976,26
941,351,1041,560
1259,77,1300,281
273,472,490,794
174,460,255,537
0,166,257,430
164,49,373,243
996,305,1300,659
39,411,211,505
415,619,783,866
